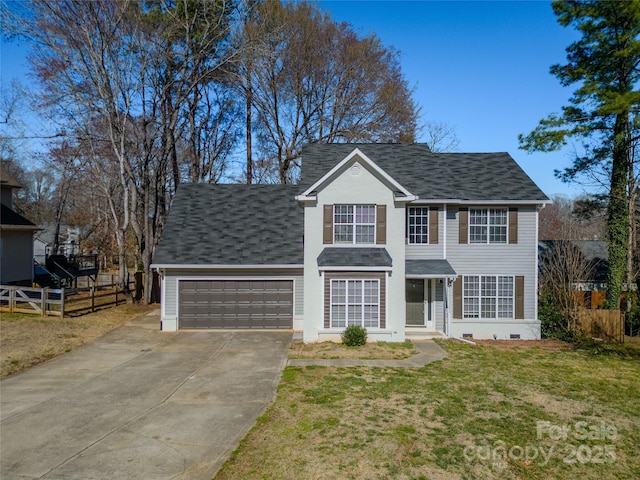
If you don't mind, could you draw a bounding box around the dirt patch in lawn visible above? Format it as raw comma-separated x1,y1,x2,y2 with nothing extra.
474,338,571,351
289,340,419,360
1,304,158,378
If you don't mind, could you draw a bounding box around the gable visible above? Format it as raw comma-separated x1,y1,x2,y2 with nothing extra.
297,148,416,202
300,144,550,203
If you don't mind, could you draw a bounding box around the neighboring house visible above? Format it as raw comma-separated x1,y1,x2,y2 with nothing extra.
33,236,50,260
0,167,40,286
33,224,81,262
538,239,609,308
153,144,550,341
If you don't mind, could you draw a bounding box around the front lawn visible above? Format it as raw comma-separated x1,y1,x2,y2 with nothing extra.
289,340,418,360
217,340,640,479
0,304,157,377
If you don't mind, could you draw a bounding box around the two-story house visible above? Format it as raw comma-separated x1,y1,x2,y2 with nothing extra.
153,144,549,341
1,166,40,286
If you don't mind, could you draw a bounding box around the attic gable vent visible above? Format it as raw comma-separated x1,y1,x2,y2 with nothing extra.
350,163,361,176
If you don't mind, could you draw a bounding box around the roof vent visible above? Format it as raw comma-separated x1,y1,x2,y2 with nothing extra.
350,163,361,176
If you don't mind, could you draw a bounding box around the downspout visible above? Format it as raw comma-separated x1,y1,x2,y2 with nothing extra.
443,278,449,337
443,203,449,337
441,276,455,338
446,277,456,337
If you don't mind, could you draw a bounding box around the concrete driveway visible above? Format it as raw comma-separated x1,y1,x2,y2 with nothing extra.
0,311,292,480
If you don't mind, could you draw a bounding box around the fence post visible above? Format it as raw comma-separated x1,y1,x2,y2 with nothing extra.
60,288,65,318
9,286,15,313
41,287,46,316
91,285,95,313
115,287,118,306
620,311,625,343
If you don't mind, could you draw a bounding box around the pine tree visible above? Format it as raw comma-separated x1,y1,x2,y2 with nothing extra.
519,0,640,309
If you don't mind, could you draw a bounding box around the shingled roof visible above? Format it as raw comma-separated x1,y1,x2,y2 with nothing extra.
152,184,303,266
317,247,393,268
155,144,549,267
300,143,549,202
0,166,23,189
0,204,39,229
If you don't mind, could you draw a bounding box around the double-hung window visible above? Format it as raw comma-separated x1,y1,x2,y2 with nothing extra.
463,275,514,319
334,205,375,244
469,208,507,244
330,279,380,328
407,207,429,244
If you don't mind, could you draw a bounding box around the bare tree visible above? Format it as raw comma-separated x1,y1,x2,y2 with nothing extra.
539,238,596,336
7,0,239,302
422,120,460,153
539,195,606,241
241,1,419,184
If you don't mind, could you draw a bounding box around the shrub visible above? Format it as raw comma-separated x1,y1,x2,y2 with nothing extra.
342,325,367,347
538,288,580,342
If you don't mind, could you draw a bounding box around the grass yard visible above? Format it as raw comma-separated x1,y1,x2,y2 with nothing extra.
0,304,158,378
217,339,640,480
289,340,419,360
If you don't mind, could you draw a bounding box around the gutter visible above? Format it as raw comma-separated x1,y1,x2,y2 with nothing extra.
150,263,304,270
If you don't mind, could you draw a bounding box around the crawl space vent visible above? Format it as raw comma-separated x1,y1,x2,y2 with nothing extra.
462,333,473,339
510,334,521,340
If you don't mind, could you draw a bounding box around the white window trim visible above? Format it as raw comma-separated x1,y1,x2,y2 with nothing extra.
468,207,508,244
330,278,380,328
333,204,376,245
407,206,430,245
463,275,515,320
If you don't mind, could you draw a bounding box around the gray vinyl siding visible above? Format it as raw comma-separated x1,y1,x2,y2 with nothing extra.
0,230,34,284
405,206,445,259
164,275,178,317
446,206,538,319
162,268,304,318
294,275,304,316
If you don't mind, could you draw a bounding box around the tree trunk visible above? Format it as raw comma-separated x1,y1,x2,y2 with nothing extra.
605,113,630,309
115,228,130,299
627,162,637,315
246,77,253,185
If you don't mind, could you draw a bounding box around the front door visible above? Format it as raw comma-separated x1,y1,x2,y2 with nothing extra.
406,279,434,329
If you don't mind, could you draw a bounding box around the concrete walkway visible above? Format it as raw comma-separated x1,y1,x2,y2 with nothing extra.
0,312,291,480
287,340,447,367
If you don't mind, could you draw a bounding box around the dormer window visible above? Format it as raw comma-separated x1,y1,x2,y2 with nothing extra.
334,205,375,244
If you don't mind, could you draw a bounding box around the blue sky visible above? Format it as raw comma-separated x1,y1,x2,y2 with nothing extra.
2,1,587,198
319,0,584,198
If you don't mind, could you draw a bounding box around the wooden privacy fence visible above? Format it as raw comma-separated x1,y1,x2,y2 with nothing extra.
574,307,625,343
572,290,607,310
0,281,133,317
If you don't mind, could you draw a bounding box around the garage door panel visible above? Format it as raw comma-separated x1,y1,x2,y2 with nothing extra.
179,280,293,329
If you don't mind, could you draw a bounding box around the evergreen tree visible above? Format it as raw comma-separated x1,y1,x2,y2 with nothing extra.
519,0,640,308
